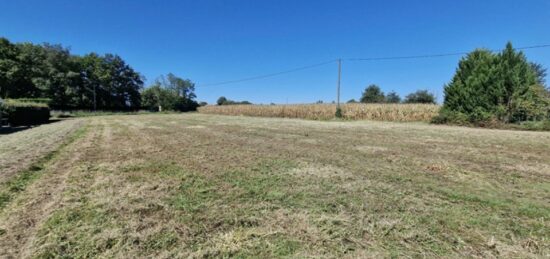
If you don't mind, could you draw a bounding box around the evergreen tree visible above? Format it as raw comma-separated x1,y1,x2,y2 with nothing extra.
530,62,547,86
439,42,548,123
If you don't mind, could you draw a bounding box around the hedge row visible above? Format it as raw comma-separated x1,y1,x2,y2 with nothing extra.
0,99,50,126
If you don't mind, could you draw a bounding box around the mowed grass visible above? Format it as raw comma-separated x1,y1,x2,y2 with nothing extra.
0,113,548,258
198,103,440,121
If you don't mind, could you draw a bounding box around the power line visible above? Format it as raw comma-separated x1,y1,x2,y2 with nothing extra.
345,44,550,61
196,43,550,87
345,51,469,61
198,59,337,87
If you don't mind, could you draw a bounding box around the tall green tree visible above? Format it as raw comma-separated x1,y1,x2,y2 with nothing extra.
12,42,48,98
497,42,539,121
0,38,20,98
217,96,227,105
142,83,174,111
141,74,198,111
78,53,143,109
440,42,548,123
39,44,80,108
360,84,385,103
404,90,435,104
215,96,252,105
166,73,195,99
385,91,401,103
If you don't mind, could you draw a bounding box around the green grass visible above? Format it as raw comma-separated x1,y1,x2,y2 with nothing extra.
517,120,550,131
0,164,44,209
0,125,87,211
35,202,119,258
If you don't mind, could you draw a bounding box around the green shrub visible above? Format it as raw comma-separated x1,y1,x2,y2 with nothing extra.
335,107,343,118
469,107,496,123
519,120,550,131
1,99,50,126
431,109,469,125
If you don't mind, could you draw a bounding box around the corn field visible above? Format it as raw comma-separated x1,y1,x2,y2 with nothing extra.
198,103,440,122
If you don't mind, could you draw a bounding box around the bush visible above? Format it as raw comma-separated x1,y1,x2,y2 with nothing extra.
519,120,550,131
431,109,469,125
1,99,50,126
335,107,343,118
432,108,499,127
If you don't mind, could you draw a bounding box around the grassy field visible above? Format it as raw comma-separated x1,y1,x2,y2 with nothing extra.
0,120,83,185
198,103,440,122
0,114,548,258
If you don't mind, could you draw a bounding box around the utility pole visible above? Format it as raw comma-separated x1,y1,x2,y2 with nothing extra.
337,58,341,108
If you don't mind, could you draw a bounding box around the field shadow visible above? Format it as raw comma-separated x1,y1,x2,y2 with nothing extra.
0,119,62,135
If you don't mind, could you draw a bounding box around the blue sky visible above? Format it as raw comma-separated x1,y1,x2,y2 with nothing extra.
1,0,550,104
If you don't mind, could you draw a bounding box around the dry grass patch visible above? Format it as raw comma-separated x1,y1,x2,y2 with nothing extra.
288,163,353,179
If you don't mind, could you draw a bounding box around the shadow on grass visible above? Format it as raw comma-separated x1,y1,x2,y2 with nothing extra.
0,119,63,135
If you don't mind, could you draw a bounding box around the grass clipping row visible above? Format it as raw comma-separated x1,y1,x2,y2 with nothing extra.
198,103,440,122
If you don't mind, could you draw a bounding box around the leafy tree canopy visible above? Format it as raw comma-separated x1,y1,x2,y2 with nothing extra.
142,74,198,112
0,37,143,110
217,96,252,105
360,84,385,103
385,91,401,103
404,90,436,104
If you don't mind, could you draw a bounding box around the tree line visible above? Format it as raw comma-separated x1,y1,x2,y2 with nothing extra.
216,96,252,105
348,85,436,104
0,37,143,109
0,37,198,111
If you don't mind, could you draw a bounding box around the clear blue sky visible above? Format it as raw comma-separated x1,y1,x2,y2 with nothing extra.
1,0,550,104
